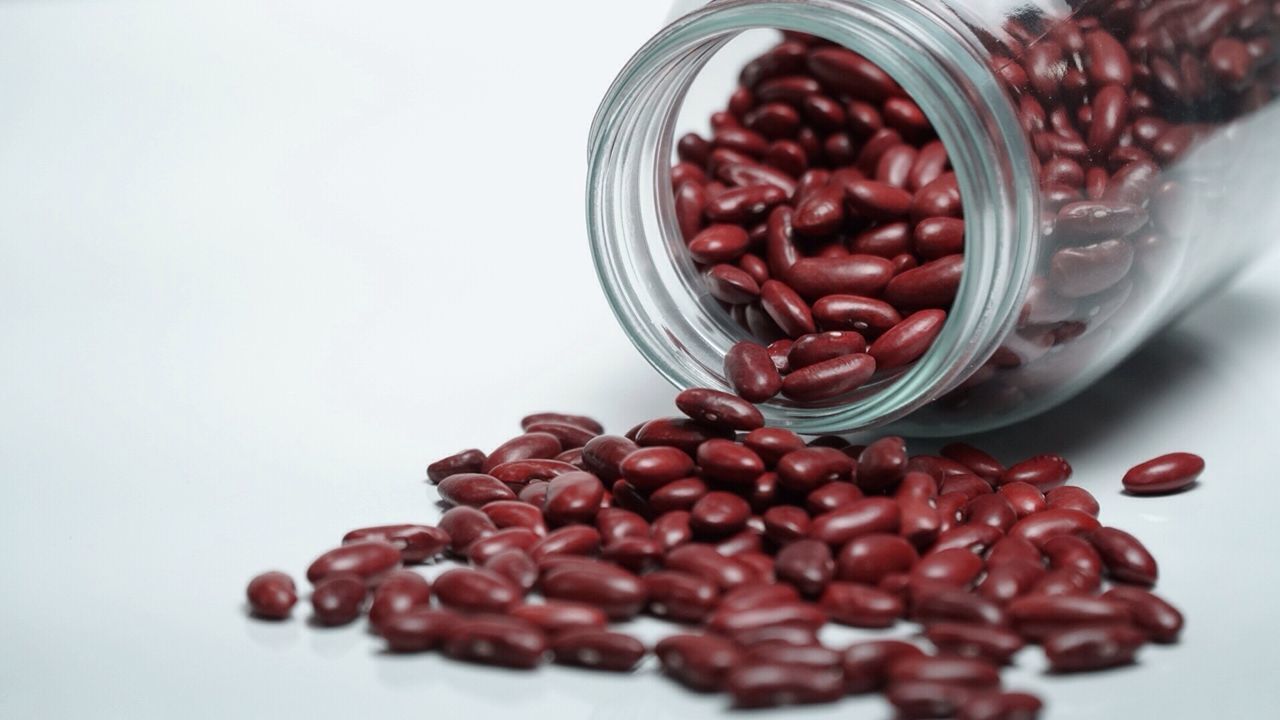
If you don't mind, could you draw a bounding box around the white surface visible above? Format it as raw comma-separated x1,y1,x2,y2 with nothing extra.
2,1,1280,718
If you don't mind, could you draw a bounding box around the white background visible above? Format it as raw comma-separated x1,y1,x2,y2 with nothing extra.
3,1,1280,717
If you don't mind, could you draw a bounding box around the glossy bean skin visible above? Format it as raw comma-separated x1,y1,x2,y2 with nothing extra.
957,691,1044,720
912,587,1009,627
620,447,695,493
542,564,648,620
427,449,486,483
725,663,845,708
367,569,432,630
820,582,903,627
480,501,548,536
543,472,606,526
998,455,1072,491
550,629,647,672
760,279,817,337
522,412,604,435
246,571,297,619
883,255,964,310
656,634,743,691
438,473,518,508
466,527,540,565
1007,595,1131,641
1008,509,1100,547
837,533,919,584
744,427,807,467
697,439,766,485
643,570,720,623
776,447,855,494
650,478,709,514
443,615,548,670
964,494,1017,532
780,353,876,401
868,310,947,369
811,498,901,546
724,341,784,402
690,491,752,538
1123,452,1204,495
529,525,602,561
311,574,367,626
438,506,498,553
924,622,1026,665
859,436,909,494
306,540,401,585
1044,486,1099,517
843,640,925,694
941,443,1004,481
706,601,828,636
433,567,522,614
481,433,563,473
1084,527,1158,587
665,543,756,590
510,600,609,635
912,548,985,589
788,331,867,369
997,483,1047,518
488,459,583,487
977,559,1045,605
887,681,977,720
1102,587,1184,643
775,539,836,596
596,508,650,543
381,608,457,652
483,549,539,592
1042,535,1103,580
813,294,902,336
887,655,1002,688
635,418,734,456
582,435,640,483
1043,625,1146,673
676,388,765,431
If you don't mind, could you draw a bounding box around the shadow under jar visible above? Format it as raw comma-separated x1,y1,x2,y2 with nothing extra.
587,0,1280,436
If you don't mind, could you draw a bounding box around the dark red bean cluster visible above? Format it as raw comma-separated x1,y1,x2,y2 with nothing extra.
673,39,960,403
247,395,1203,717
673,3,1280,410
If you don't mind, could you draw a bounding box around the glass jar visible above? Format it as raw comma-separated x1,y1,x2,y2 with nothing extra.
587,0,1280,436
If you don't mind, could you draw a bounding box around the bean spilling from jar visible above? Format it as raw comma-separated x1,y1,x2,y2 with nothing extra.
247,394,1201,716
671,5,1280,409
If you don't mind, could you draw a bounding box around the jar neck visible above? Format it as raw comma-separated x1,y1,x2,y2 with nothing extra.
588,0,1040,435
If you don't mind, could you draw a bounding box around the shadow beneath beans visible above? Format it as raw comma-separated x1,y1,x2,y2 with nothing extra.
952,284,1279,460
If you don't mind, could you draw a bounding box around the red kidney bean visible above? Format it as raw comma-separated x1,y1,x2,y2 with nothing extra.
696,439,766,485
438,506,497,553
1123,452,1204,495
931,524,1004,556
998,455,1072,491
977,559,1045,604
600,536,664,572
958,691,1044,720
868,309,947,369
925,622,1025,665
521,412,603,435
1102,587,1184,643
487,459,581,487
811,497,901,546
541,562,647,620
688,491,752,538
964,494,1017,533
1055,200,1148,239
1042,534,1103,579
306,540,401,585
674,181,707,241
367,569,431,630
836,533,919,584
792,183,845,236
246,571,296,619
912,586,1009,627
857,436,908,494
582,435,639,483
438,473,518,508
808,47,899,102
665,543,756,590
1008,508,1100,547
843,640,925,693
1031,567,1099,597
938,473,993,501
780,352,876,401
706,263,760,303
807,481,864,514
652,510,694,551
940,442,1004,481
635,417,733,456
763,506,812,545
997,482,1047,518
656,634,742,691
481,432,563,473
725,663,845,708
1084,527,1159,587
1044,486,1099,516
888,655,1002,689
759,279,817,337
720,582,800,611
884,255,963,310
341,524,449,564
529,525,601,561
550,628,646,672
444,615,547,669
724,341,784,402
643,570,719,623
876,143,918,188
650,477,709,514
519,481,550,507
731,623,819,648
543,471,605,526
812,294,902,336
706,184,789,223
774,539,835,596
381,608,457,652
743,427,807,466
746,642,842,669
466,527,540,565
688,224,750,264
773,443,855,491
911,172,962,220
507,601,606,637
620,446,695,494
887,681,977,719
433,567,521,613
596,507,649,544
311,574,366,626
480,501,547,536
985,535,1042,568
1008,594,1132,641
1049,238,1134,298
1044,624,1146,673
787,331,867,369
785,254,897,300
523,421,597,451
483,549,539,591
427,448,486,483
851,221,911,257
675,387,764,431
820,581,902,627
706,601,827,636
912,548,985,588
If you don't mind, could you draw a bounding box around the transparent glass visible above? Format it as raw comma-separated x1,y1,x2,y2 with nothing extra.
587,0,1280,436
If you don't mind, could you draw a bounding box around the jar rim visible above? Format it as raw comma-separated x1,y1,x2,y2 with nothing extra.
587,0,1040,435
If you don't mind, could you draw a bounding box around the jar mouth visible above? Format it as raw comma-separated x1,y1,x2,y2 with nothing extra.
588,0,1039,436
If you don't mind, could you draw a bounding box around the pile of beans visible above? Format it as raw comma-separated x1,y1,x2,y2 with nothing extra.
671,3,1280,409
247,389,1203,717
